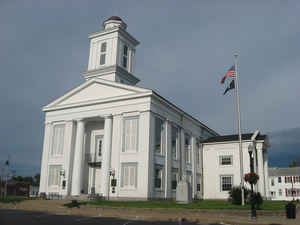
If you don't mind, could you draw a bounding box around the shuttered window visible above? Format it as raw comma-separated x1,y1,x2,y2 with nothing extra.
171,126,178,160
48,165,62,186
155,117,165,155
154,165,164,190
185,134,191,164
100,42,107,65
51,124,65,156
121,163,137,189
123,117,139,152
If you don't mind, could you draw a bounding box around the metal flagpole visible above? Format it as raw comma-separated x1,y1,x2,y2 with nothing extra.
234,54,244,205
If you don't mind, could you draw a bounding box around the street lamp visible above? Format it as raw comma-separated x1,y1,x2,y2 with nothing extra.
248,144,257,219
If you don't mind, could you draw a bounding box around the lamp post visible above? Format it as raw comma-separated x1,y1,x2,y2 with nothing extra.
248,144,257,219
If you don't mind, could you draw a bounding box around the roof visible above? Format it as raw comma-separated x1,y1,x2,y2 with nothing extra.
203,133,267,143
269,167,300,177
150,90,219,137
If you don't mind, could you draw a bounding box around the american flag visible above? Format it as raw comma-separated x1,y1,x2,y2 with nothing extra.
221,65,236,84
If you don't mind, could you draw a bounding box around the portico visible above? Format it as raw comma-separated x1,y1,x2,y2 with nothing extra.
70,115,113,196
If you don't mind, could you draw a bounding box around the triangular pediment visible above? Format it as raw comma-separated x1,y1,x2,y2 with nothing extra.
44,78,150,110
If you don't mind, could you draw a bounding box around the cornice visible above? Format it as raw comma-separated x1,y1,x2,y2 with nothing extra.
88,27,139,46
43,92,153,112
81,65,140,84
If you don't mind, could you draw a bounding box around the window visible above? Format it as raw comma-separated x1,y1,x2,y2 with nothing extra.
121,163,137,189
154,117,164,155
271,179,274,186
196,141,201,166
51,124,65,156
220,155,233,166
220,175,233,191
171,169,178,190
286,188,300,197
171,126,178,160
285,176,292,183
279,189,282,196
278,176,281,183
196,175,201,192
123,117,139,152
186,172,192,185
100,42,107,65
296,176,300,183
185,134,191,164
48,165,62,186
154,166,164,189
95,135,103,157
122,45,128,68
271,191,276,197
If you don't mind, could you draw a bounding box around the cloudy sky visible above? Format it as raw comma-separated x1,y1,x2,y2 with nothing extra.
0,0,299,176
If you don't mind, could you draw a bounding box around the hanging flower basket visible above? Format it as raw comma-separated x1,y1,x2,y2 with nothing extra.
244,172,259,185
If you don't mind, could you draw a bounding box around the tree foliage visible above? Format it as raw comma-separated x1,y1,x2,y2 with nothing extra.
12,173,40,186
288,160,297,167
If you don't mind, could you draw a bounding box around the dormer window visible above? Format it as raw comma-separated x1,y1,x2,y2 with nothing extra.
122,45,128,68
100,42,107,65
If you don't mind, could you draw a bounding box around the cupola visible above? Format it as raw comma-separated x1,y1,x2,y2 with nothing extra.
81,16,140,86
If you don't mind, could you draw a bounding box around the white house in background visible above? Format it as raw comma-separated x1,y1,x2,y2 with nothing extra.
269,167,300,201
39,16,270,200
202,134,270,199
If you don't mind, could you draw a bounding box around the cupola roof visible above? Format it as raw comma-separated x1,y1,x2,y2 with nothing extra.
103,16,127,30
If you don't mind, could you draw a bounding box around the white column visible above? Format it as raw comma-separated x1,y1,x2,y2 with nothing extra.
257,147,264,196
191,136,197,199
263,150,269,198
101,114,113,198
147,113,155,199
63,120,75,196
71,119,85,196
180,129,186,181
39,122,52,194
164,120,172,199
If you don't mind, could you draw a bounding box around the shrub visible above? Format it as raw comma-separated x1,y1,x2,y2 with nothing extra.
228,186,249,205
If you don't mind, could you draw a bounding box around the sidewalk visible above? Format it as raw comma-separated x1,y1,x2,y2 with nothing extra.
1,200,299,225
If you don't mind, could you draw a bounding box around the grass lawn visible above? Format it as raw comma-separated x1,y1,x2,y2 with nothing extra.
0,196,36,203
88,199,292,211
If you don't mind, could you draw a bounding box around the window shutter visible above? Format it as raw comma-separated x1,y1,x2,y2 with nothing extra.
161,169,165,190
129,166,135,186
161,123,165,155
124,119,130,152
124,167,129,186
131,119,138,152
58,126,65,155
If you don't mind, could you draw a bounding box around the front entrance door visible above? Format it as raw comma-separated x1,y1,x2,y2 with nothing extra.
88,130,104,194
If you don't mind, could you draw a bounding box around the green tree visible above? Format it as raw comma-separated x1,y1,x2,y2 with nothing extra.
289,160,297,167
33,173,40,186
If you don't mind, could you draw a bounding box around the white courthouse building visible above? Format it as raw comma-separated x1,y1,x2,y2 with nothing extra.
39,16,270,200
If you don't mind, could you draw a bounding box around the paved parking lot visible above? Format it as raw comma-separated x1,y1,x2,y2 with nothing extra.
0,209,221,225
